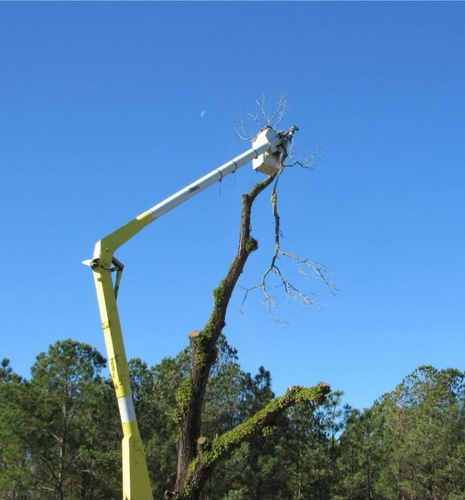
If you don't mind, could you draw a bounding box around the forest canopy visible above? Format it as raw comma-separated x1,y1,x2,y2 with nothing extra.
1,339,464,500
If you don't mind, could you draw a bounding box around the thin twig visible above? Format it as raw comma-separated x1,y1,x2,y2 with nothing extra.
234,93,289,141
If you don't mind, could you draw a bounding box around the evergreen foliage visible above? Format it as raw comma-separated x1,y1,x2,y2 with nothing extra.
1,342,464,500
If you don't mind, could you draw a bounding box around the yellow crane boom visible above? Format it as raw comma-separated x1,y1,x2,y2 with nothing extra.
84,127,296,499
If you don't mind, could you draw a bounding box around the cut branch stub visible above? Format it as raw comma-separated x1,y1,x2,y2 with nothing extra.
188,331,200,347
197,437,207,453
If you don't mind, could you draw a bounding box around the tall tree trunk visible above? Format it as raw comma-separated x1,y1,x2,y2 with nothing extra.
173,175,276,496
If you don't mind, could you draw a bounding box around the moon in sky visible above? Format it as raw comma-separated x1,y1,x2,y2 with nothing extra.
200,110,207,118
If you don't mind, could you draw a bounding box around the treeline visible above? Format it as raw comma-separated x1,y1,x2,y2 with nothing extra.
1,338,464,500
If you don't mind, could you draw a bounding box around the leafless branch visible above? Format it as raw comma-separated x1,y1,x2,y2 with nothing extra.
242,168,338,322
262,92,288,128
284,141,324,170
234,92,289,141
233,119,255,142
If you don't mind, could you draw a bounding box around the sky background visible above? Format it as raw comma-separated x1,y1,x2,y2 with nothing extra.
1,2,464,412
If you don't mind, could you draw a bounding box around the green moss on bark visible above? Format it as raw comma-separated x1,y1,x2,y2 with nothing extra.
185,383,330,484
245,237,258,253
212,280,226,306
174,376,193,423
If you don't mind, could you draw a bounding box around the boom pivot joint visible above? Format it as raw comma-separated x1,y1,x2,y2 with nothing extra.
85,256,125,300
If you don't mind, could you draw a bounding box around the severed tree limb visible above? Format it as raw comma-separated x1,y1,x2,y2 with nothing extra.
180,383,331,500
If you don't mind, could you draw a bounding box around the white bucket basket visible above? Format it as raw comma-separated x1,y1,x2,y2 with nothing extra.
252,128,283,175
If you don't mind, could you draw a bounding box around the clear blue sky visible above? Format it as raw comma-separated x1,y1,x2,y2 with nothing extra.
1,2,464,411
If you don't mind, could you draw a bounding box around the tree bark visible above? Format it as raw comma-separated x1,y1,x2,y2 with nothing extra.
173,175,276,497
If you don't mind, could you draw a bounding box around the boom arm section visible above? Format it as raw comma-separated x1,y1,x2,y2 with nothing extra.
85,126,296,500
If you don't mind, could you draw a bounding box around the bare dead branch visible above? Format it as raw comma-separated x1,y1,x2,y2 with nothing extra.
253,92,288,128
234,93,289,142
284,142,324,170
233,119,255,142
265,92,288,128
241,167,338,322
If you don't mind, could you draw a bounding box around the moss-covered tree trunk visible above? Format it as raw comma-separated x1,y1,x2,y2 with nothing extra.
168,173,331,500
172,174,275,498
